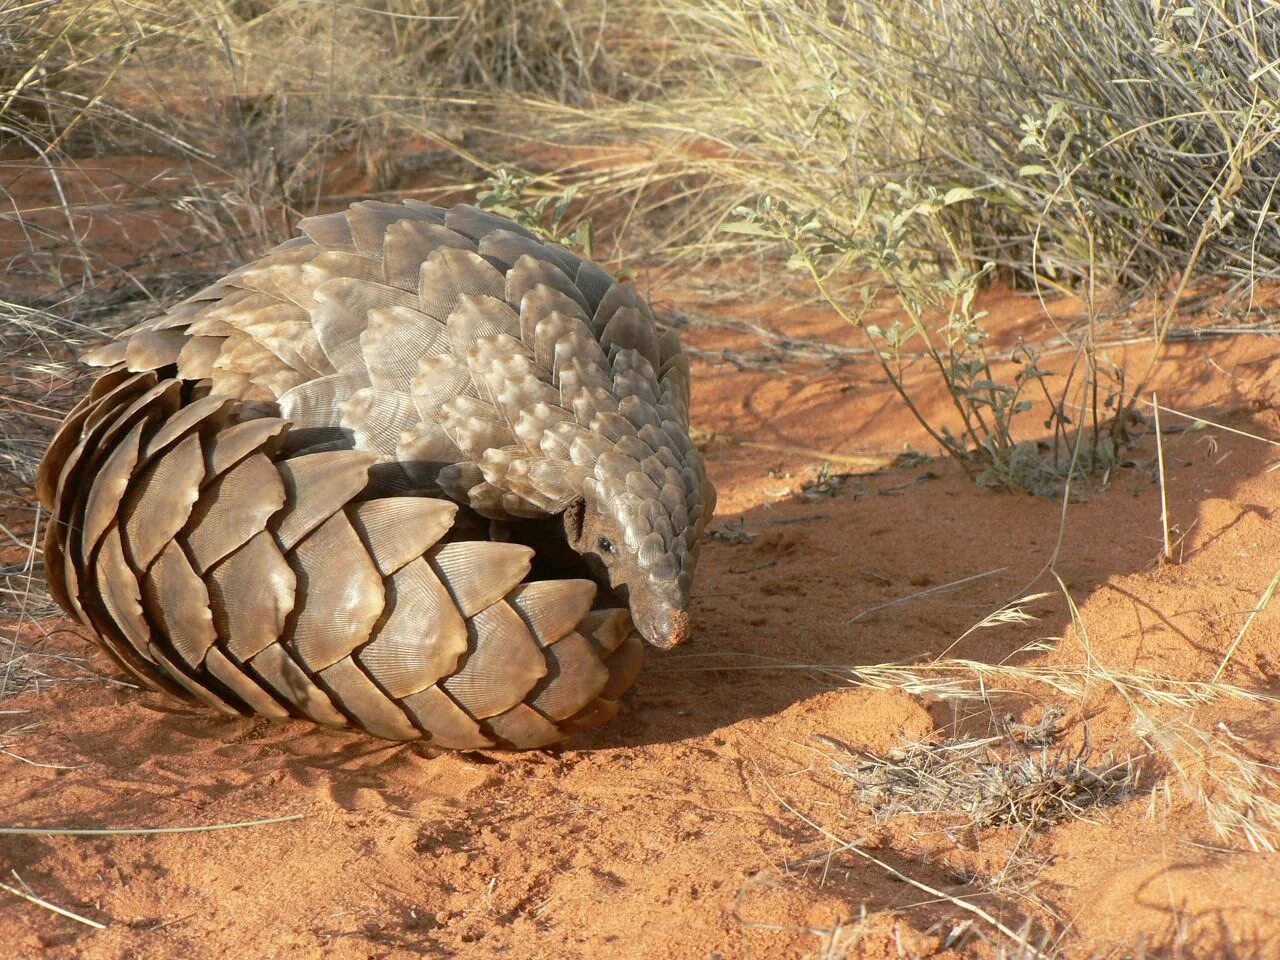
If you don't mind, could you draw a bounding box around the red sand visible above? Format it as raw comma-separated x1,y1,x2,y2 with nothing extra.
6,162,1280,959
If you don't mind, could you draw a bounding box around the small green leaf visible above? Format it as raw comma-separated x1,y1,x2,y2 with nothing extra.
943,186,980,205
973,379,1013,393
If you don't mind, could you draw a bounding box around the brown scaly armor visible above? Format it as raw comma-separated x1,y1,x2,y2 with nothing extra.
37,201,715,748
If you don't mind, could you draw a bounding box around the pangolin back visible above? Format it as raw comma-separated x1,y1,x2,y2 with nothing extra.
38,200,713,748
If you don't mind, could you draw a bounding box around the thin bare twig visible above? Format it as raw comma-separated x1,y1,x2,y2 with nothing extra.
0,814,305,836
0,878,105,930
1154,393,1171,563
1214,568,1280,683
848,567,1008,624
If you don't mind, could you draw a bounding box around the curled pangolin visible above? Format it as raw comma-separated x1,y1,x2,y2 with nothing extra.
37,200,715,749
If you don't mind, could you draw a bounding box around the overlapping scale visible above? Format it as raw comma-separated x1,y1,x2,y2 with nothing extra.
356,558,467,697
441,601,546,720
206,531,296,660
286,511,385,671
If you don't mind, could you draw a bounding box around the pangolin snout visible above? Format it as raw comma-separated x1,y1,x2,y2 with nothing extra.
635,604,691,650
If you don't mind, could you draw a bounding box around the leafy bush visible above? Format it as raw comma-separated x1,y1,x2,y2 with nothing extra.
729,187,1125,494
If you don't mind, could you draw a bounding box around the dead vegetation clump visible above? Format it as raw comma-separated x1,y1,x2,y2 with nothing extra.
826,711,1140,831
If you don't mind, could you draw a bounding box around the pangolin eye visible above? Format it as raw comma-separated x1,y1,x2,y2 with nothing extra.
596,537,615,554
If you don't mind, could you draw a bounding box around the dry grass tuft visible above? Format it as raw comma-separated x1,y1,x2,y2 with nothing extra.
500,0,1280,492
0,298,91,614
1140,716,1280,854
0,300,120,705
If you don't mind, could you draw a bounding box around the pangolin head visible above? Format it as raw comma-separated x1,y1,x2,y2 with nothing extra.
561,438,714,649
474,347,714,649
449,252,714,650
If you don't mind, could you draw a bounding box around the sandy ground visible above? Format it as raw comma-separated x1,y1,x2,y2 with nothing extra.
5,157,1280,959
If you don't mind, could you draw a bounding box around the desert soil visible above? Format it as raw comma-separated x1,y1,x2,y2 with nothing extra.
4,156,1280,959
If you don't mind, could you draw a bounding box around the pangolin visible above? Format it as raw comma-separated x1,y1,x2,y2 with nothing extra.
37,200,715,749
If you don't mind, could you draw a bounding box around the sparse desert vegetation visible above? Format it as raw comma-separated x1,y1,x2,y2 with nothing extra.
5,2,1280,958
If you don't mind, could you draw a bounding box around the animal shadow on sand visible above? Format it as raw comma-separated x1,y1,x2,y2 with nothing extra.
603,396,1280,751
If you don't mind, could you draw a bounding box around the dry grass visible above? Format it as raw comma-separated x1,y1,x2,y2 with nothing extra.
1,0,651,292
1140,716,1280,854
0,298,97,705
827,711,1140,831
540,0,1280,288
836,647,1280,852
674,604,1280,855
506,0,1280,491
31,0,1275,288
0,299,90,622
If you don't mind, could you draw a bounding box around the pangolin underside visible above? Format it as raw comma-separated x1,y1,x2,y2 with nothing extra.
38,200,715,749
